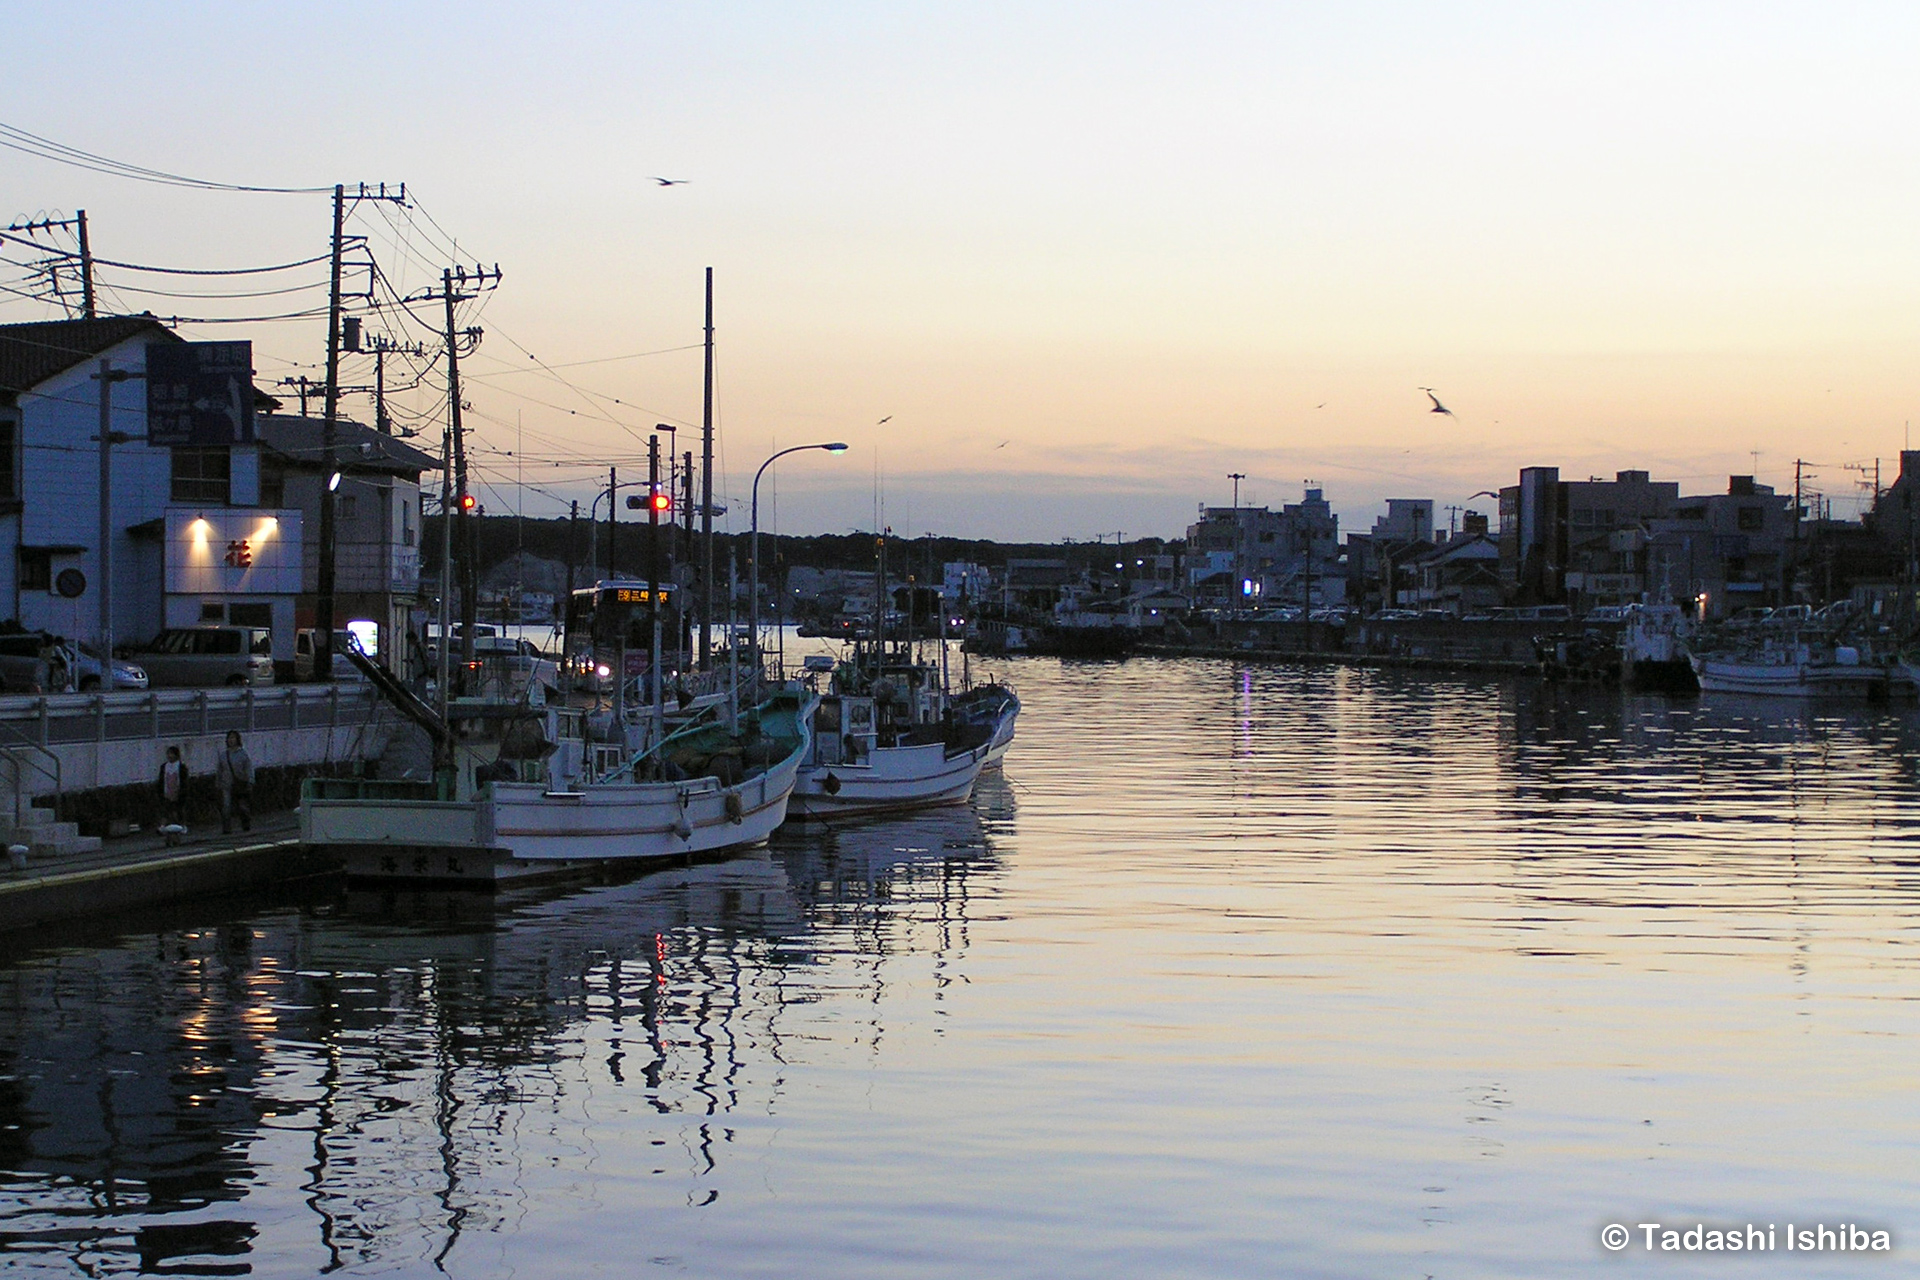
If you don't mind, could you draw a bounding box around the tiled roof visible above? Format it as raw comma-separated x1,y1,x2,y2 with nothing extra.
0,315,178,398
256,414,439,476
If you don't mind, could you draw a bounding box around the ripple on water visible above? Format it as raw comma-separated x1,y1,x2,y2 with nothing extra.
0,659,1914,1276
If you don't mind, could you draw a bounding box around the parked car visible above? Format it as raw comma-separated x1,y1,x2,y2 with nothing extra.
135,627,275,687
0,633,68,693
70,641,148,691
293,629,374,682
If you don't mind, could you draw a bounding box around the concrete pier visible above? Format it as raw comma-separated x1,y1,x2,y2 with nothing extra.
0,810,333,932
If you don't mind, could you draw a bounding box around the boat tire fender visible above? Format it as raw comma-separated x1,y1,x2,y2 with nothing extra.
724,792,745,824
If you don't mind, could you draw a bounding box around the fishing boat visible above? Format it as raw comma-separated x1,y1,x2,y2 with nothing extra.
787,650,991,820
303,650,814,884
1618,604,1698,694
950,680,1020,767
1694,640,1904,698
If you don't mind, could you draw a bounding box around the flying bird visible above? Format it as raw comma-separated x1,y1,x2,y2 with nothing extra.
1419,387,1454,416
877,416,892,425
651,177,689,186
995,440,1010,449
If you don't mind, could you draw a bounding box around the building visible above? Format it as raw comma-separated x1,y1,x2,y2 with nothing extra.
0,317,302,656
1647,476,1794,618
256,414,436,664
1185,487,1340,606
1409,531,1503,615
1499,467,1679,608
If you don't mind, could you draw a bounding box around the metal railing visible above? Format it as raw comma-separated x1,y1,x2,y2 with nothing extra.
0,684,380,747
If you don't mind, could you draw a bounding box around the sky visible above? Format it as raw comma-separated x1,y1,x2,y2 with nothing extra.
5,1,1920,542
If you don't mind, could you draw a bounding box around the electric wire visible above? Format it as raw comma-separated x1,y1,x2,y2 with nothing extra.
0,121,331,194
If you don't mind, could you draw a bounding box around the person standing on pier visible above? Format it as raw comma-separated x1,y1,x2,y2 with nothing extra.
217,731,254,835
156,746,188,831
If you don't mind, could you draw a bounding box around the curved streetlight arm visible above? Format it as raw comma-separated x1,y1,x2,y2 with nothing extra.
750,442,850,690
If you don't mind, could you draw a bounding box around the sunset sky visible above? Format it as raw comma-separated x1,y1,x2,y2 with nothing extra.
6,2,1919,541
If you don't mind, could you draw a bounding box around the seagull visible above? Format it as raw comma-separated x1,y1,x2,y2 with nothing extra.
877,416,892,425
652,177,689,186
995,440,1010,449
1419,387,1454,416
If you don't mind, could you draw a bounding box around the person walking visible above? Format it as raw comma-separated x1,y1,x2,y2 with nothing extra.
216,730,254,835
156,746,189,835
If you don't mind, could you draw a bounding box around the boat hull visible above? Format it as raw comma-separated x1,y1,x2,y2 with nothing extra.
788,739,986,820
1695,656,1901,699
304,712,809,886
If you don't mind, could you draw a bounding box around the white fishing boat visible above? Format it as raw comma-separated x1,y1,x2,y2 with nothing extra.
787,651,992,820
1694,642,1902,699
303,669,814,884
951,680,1020,767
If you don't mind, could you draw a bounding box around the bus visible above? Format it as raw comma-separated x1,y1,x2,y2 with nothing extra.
563,580,682,693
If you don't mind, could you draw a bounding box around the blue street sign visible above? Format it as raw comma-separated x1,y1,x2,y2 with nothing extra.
146,341,255,446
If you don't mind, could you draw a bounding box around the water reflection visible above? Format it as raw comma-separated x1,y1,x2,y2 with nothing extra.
0,665,1917,1276
0,798,1002,1275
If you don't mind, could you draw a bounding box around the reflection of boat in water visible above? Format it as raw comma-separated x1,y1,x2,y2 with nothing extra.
773,798,998,909
303,670,813,885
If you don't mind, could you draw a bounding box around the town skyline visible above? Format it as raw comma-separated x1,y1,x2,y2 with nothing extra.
5,4,1919,540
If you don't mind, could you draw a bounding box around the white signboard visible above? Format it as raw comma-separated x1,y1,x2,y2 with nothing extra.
165,509,303,595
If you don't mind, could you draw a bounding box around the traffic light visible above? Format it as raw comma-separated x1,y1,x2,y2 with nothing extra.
648,489,672,515
459,493,476,512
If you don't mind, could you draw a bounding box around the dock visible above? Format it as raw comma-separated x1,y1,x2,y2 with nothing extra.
0,809,335,933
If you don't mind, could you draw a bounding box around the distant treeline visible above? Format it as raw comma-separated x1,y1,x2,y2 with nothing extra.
426,514,1180,580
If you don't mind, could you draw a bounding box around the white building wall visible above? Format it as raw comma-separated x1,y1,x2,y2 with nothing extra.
15,333,169,648
14,334,291,654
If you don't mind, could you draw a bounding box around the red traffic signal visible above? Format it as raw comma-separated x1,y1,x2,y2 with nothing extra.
459,493,476,512
648,489,672,514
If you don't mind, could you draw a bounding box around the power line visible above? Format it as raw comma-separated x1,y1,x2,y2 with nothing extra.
0,120,331,194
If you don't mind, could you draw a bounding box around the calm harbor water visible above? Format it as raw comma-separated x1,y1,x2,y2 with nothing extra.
0,657,1917,1277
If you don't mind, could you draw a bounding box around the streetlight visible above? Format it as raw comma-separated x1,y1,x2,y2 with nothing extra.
751,442,849,688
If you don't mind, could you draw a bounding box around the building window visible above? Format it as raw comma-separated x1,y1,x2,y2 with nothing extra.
17,549,49,592
260,471,285,508
340,494,358,520
172,448,231,504
402,498,415,547
201,602,225,622
228,602,271,627
1737,506,1764,531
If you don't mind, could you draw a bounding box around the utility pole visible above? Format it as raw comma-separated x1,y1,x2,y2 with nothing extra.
648,433,664,740
700,267,716,668
315,184,347,683
606,466,618,577
6,214,94,319
93,360,132,664
1792,458,1807,605
75,210,94,320
316,182,407,681
401,264,500,673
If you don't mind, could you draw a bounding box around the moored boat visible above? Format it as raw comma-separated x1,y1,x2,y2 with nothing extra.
787,651,991,820
303,680,813,886
951,680,1020,767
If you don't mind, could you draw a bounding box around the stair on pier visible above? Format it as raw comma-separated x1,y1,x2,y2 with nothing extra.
3,807,102,858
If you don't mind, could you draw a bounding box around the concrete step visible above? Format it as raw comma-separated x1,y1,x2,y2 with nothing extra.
6,820,78,847
13,807,55,828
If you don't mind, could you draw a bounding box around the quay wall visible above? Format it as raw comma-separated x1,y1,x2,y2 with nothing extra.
0,686,395,822
1159,616,1626,674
